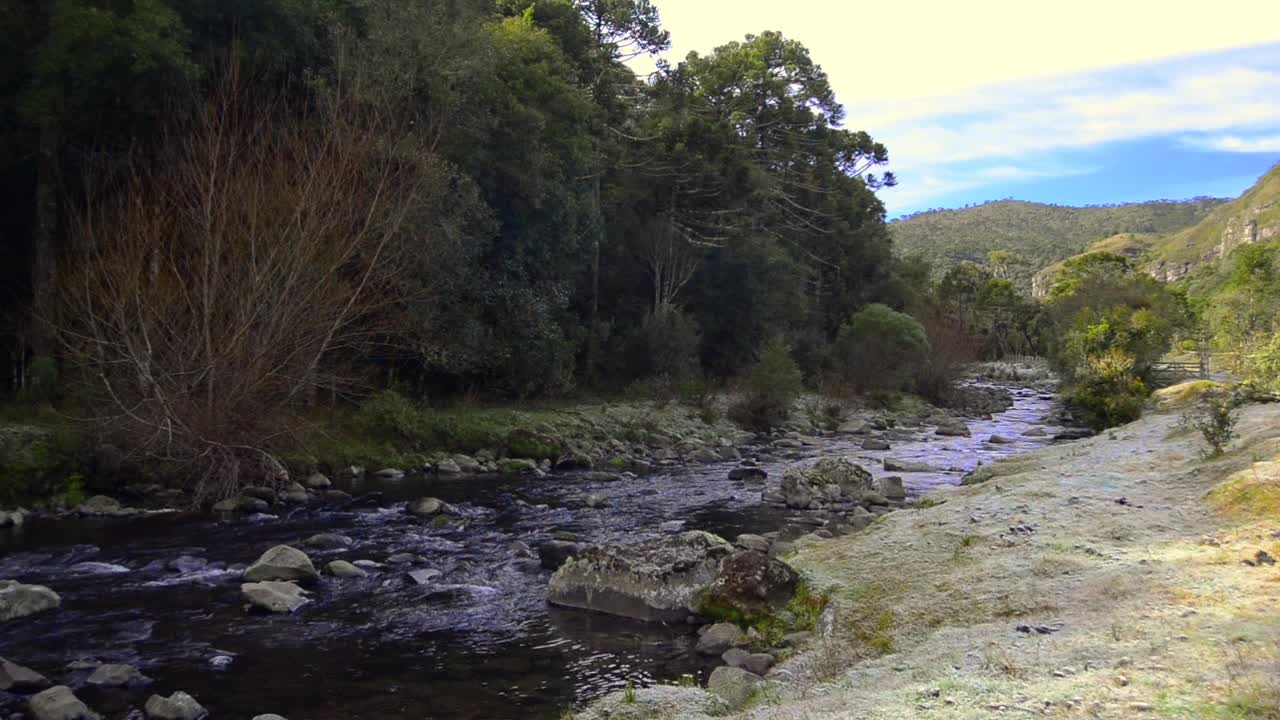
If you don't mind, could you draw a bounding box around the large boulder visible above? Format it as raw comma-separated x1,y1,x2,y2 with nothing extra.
780,458,874,508
703,550,799,618
242,545,319,583
547,531,733,622
242,581,310,613
0,656,49,692
707,666,763,709
144,692,207,720
29,686,99,720
0,580,61,622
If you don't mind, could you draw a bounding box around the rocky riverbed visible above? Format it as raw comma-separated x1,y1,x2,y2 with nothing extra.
0,381,1080,720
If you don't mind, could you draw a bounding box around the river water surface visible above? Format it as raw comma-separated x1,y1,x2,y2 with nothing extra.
0,384,1069,719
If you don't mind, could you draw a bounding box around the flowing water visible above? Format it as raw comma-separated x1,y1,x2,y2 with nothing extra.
0,384,1070,719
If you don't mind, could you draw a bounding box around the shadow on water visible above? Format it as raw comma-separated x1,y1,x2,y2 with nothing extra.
0,383,1070,719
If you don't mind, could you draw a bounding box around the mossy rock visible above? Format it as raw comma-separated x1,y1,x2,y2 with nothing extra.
504,429,561,461
1206,460,1280,520
0,423,76,505
1153,380,1225,410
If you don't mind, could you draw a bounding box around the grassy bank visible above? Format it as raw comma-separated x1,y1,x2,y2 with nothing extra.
580,398,1280,719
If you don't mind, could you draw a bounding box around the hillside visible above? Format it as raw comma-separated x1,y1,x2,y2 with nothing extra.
1031,232,1160,295
1030,162,1280,295
1146,162,1280,284
890,197,1226,285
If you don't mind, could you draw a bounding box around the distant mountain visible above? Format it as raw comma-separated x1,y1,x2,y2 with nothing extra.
1029,162,1280,295
890,197,1227,286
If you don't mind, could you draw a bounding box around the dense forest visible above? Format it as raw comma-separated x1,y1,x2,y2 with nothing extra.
0,0,945,493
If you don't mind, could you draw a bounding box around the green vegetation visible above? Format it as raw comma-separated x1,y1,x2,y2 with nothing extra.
1183,390,1240,459
729,339,805,432
891,197,1224,287
834,304,929,393
0,0,933,495
699,581,829,649
0,419,80,506
1040,252,1189,429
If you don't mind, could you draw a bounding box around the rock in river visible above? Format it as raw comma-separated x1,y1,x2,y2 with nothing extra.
882,458,939,473
547,531,733,622
703,550,798,617
29,686,100,720
0,656,50,692
934,419,971,437
780,458,874,508
409,497,449,517
242,581,309,613
243,545,319,583
0,580,61,622
86,663,151,687
303,533,353,549
145,692,207,720
326,560,367,578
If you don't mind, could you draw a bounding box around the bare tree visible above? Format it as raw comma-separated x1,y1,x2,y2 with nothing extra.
53,82,446,501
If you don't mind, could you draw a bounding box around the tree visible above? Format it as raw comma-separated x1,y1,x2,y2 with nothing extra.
53,87,442,497
833,304,930,392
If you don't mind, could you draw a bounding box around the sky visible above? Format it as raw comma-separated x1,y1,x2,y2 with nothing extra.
628,0,1280,217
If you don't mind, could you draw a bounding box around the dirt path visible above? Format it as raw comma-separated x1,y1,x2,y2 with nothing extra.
585,401,1280,719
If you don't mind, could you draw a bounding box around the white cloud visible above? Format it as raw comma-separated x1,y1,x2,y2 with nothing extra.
871,53,1280,210
1185,134,1280,153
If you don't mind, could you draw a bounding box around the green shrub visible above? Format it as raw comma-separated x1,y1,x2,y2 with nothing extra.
801,396,844,431
833,304,930,393
1068,349,1148,429
730,338,803,431
678,376,720,425
1183,390,1239,458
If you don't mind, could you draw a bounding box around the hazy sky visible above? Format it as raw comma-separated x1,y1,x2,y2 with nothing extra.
630,0,1280,216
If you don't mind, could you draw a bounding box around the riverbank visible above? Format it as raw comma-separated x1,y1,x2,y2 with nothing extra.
0,363,1051,513
581,396,1280,719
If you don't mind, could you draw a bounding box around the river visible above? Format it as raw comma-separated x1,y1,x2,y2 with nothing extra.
0,383,1070,719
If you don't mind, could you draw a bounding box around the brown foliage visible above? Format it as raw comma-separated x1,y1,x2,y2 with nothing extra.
54,85,448,500
912,302,982,403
